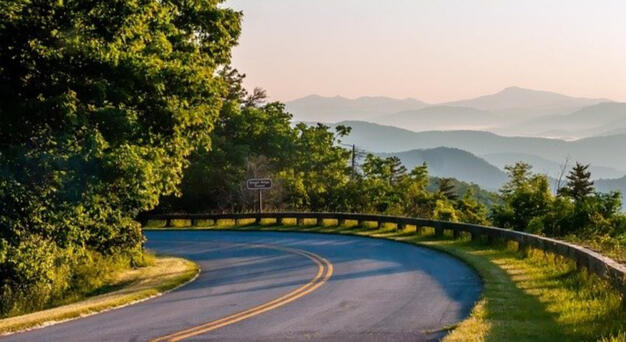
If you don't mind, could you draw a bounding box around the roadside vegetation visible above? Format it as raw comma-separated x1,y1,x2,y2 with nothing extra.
0,255,198,334
0,0,240,317
146,221,625,341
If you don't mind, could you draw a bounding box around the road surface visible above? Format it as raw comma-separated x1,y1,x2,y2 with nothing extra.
3,231,481,341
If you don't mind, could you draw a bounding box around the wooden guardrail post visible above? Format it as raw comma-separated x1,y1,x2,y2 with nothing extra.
338,218,346,227
397,223,406,231
316,217,324,226
276,217,283,226
434,222,444,237
377,221,384,229
452,228,461,239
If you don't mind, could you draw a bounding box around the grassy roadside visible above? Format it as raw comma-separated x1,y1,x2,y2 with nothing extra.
0,255,199,335
145,218,625,341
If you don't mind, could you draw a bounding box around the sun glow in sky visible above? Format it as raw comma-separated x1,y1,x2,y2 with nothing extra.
224,0,626,103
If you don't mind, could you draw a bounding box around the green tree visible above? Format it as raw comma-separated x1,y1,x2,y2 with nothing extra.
559,162,594,200
438,178,458,201
456,189,489,225
0,0,240,314
490,163,553,230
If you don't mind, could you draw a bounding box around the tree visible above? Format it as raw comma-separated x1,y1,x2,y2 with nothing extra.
0,0,241,314
490,163,552,230
559,162,594,200
438,178,458,201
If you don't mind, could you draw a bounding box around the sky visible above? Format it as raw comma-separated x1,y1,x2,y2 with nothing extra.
223,0,626,103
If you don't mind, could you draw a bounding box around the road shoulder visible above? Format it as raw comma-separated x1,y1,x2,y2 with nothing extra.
0,256,199,336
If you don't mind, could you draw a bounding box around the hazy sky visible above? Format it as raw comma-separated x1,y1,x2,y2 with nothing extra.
224,0,626,103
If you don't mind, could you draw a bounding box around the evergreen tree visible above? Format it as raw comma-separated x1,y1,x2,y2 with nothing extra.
560,163,594,200
388,157,407,185
438,178,458,201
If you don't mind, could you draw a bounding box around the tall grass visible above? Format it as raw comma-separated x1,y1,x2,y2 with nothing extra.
0,250,151,318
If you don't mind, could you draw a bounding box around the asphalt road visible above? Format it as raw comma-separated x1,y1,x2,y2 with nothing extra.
3,231,481,342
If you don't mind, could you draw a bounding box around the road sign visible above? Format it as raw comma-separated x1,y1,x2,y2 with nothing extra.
246,178,272,190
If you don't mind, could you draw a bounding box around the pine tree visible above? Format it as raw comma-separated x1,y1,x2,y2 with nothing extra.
438,178,458,201
388,156,407,185
560,162,594,200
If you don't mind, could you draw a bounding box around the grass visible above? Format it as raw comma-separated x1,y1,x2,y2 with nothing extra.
563,234,626,265
145,219,625,341
0,255,199,335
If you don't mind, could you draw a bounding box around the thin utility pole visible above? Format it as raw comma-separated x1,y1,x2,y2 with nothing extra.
352,144,356,177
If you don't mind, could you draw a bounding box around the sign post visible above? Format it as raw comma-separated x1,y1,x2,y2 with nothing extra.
246,178,272,213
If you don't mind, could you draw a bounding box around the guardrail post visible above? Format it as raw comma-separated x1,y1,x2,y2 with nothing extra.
434,223,444,237
338,218,346,227
377,221,384,229
165,218,171,227
276,217,283,226
254,216,261,225
415,225,422,235
453,229,461,239
316,217,324,226
470,232,479,241
397,223,406,231
297,218,304,226
357,220,365,228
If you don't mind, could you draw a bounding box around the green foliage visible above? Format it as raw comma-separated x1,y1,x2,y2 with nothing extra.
491,162,625,253
0,0,240,315
558,162,594,200
490,163,553,229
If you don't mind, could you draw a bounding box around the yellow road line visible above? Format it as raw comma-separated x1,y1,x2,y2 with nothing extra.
150,244,333,342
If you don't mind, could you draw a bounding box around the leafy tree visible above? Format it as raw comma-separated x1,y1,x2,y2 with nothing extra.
490,163,552,230
456,189,489,225
0,0,240,314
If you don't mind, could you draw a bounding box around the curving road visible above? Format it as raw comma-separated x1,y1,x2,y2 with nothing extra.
3,231,481,342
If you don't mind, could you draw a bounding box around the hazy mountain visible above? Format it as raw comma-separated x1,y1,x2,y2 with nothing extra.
481,152,626,180
285,95,428,123
333,121,626,171
496,102,626,138
287,87,611,135
444,86,608,119
379,147,508,190
373,106,503,132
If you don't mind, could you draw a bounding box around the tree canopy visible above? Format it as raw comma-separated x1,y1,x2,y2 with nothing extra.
0,0,240,315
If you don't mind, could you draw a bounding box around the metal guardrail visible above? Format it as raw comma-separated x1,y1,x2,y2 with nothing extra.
143,211,626,296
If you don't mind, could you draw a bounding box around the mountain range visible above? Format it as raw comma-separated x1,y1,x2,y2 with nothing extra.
287,87,622,139
378,147,508,190
286,95,427,123
333,121,626,173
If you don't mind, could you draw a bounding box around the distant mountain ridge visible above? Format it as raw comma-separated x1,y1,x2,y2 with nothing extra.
373,106,503,132
332,121,626,172
286,94,428,123
442,86,608,118
495,102,626,138
378,147,508,190
481,152,625,180
286,87,611,131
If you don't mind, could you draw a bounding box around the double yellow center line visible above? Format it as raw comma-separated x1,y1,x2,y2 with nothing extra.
151,244,333,342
